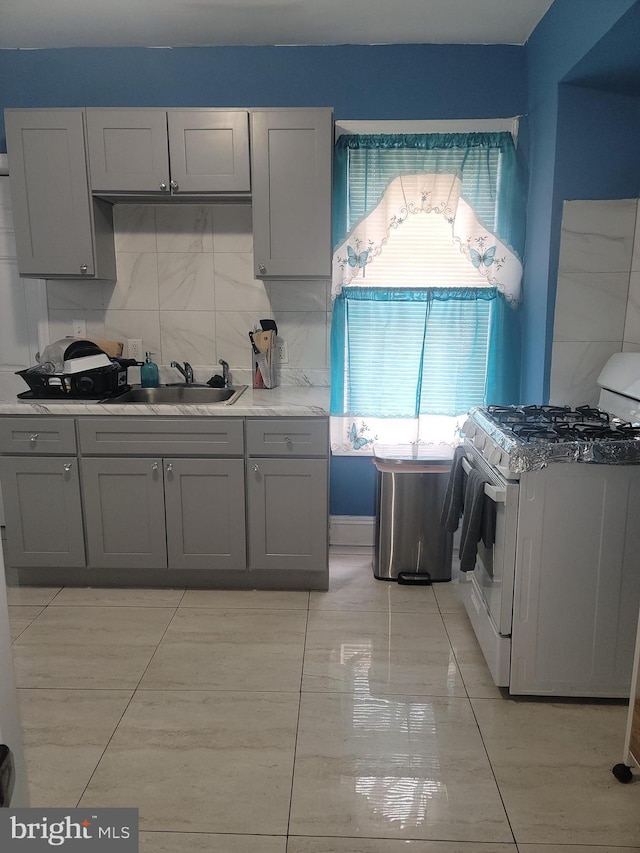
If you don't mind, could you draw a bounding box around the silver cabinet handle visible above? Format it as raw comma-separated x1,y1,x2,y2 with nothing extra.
63,462,72,472
258,263,267,275
284,436,292,445
30,433,38,443
170,180,179,191
159,181,168,191
165,463,173,472
151,462,159,471
80,264,88,274
252,464,260,472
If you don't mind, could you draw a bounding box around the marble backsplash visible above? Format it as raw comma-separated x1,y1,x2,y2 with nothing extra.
46,204,332,387
550,198,640,407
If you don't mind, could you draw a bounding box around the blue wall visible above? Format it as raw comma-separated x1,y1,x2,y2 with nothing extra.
522,0,640,402
330,456,377,517
0,43,526,152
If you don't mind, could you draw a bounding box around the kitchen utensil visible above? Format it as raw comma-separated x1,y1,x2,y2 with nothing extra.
255,331,272,352
260,319,278,335
86,338,124,358
255,350,272,388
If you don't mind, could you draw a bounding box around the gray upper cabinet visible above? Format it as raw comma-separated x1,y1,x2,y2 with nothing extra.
168,111,250,194
4,109,116,279
86,108,250,195
251,108,333,278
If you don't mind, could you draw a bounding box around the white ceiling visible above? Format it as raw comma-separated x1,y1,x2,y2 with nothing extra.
0,0,555,50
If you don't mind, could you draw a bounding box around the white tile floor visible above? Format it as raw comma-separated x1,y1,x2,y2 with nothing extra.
6,546,640,852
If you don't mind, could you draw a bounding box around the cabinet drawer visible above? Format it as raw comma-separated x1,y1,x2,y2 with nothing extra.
0,417,77,455
78,417,244,456
246,418,328,457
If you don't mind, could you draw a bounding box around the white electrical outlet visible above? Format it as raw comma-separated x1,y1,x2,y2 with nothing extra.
277,340,289,364
72,319,86,338
127,339,143,361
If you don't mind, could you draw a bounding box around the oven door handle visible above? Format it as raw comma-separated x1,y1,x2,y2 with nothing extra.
461,456,506,504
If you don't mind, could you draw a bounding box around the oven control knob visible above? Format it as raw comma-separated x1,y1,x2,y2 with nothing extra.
488,447,502,466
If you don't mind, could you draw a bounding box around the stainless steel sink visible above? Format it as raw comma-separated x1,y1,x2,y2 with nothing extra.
103,385,247,405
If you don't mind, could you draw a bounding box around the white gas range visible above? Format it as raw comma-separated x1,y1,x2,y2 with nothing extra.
458,353,640,698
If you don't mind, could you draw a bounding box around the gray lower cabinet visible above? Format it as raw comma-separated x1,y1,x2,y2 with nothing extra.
4,108,116,279
0,456,85,568
251,108,333,278
248,457,328,571
0,414,328,586
81,457,167,570
81,456,246,571
164,458,246,570
86,108,251,195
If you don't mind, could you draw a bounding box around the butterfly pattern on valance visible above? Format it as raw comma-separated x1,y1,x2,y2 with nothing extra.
332,172,523,304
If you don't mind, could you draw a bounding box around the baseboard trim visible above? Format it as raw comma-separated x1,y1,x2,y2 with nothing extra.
329,515,375,546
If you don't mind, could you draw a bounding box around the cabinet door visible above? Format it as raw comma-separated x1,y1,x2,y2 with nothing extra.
164,458,246,570
86,108,170,193
5,109,99,277
0,456,85,568
251,109,333,278
167,110,250,193
248,457,328,571
81,457,167,569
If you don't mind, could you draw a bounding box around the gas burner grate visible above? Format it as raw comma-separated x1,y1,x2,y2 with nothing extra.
511,423,562,441
611,424,640,440
520,405,572,421
575,405,610,423
554,423,616,440
483,404,614,429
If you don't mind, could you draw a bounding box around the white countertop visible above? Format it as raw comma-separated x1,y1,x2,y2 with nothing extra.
0,386,330,418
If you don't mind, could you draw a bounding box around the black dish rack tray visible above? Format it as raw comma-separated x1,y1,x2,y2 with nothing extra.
16,369,80,397
15,361,134,399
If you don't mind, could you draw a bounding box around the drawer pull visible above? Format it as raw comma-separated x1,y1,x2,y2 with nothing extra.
284,436,292,444
63,462,72,472
30,433,38,443
165,463,173,472
151,462,159,471
252,464,260,473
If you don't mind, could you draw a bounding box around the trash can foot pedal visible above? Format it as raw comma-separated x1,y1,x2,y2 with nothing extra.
397,572,432,585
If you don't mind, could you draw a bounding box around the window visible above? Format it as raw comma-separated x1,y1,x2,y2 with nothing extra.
330,132,525,454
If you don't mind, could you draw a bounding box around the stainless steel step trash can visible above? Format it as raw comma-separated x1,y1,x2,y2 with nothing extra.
373,444,454,582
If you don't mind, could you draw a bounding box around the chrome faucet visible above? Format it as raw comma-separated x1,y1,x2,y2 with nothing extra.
170,361,194,383
218,359,230,387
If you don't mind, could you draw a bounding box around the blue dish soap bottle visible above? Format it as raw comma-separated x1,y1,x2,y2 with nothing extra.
140,352,159,388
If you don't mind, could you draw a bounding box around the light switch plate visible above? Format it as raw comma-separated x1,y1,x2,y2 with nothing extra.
72,319,86,338
277,340,289,364
127,339,143,360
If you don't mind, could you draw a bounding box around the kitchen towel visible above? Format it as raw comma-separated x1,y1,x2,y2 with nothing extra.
440,445,467,533
459,468,494,572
